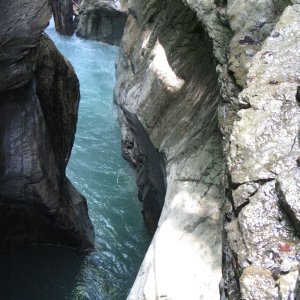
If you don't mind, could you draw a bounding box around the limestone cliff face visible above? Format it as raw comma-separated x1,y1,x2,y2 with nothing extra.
115,0,300,299
0,0,94,249
76,0,127,45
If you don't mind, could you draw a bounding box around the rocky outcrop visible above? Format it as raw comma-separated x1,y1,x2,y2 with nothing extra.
51,0,75,36
115,0,224,298
220,3,300,299
75,0,127,45
115,0,300,298
0,0,94,249
0,0,51,92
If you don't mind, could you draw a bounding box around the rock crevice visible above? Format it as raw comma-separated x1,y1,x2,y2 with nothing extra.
115,0,224,298
114,0,300,299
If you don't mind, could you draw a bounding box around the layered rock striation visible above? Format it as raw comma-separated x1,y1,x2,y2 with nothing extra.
115,0,225,298
114,0,300,299
0,0,94,249
76,0,127,45
50,0,75,36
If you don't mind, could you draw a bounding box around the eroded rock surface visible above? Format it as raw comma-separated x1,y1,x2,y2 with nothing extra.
120,107,166,235
0,0,51,92
0,0,94,249
51,0,75,36
223,5,300,299
115,0,300,299
115,0,224,298
76,0,127,45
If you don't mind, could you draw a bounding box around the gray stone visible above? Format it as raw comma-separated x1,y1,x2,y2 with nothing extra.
224,4,300,299
0,0,51,92
277,168,300,237
35,34,80,171
51,0,74,36
278,271,298,300
0,1,94,249
296,265,300,300
115,0,300,298
115,0,225,298
232,182,259,209
240,266,277,300
76,0,127,45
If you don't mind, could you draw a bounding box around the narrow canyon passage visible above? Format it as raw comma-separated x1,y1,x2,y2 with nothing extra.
0,20,150,300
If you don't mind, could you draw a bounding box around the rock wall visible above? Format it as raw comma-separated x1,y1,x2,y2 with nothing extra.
0,0,94,249
75,0,127,45
51,0,75,36
114,0,300,298
115,0,225,298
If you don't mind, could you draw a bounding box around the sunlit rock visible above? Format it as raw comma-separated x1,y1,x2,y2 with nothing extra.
115,0,300,298
115,0,224,298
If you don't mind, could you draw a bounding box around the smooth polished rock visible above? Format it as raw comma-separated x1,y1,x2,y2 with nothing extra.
115,0,225,298
76,0,127,45
0,0,51,92
35,33,80,170
51,0,74,36
0,0,94,249
0,81,94,249
127,134,224,300
115,0,300,298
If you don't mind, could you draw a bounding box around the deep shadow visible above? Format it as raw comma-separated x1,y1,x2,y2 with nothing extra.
120,106,166,235
0,245,87,300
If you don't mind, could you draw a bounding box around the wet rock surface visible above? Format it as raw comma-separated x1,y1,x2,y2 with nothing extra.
0,0,94,249
115,0,300,299
50,0,75,36
76,0,127,45
35,34,80,172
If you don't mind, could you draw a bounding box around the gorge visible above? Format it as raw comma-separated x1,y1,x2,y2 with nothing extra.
0,3,149,300
1,0,300,299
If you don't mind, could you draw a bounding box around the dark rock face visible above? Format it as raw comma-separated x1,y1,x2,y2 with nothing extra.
0,0,51,92
0,0,94,249
76,0,127,45
121,107,166,234
0,80,93,249
50,0,75,36
35,34,80,171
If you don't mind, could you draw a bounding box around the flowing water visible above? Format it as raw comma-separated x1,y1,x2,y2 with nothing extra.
0,21,150,300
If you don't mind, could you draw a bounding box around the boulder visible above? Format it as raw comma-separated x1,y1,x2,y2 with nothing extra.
76,0,127,45
0,0,51,92
0,0,94,249
50,0,75,36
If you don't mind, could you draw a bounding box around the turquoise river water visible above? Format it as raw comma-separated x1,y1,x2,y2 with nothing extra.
0,21,150,300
